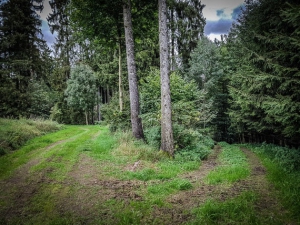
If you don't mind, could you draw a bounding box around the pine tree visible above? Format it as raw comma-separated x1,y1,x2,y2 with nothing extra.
0,0,49,118
227,0,300,146
168,0,205,70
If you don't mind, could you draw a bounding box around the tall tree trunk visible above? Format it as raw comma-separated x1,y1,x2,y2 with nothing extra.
123,0,144,140
118,41,123,112
159,0,174,156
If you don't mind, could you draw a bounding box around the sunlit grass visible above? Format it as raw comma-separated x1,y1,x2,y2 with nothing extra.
0,125,83,180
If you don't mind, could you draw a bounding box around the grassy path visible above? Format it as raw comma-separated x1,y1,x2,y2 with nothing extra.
0,126,296,224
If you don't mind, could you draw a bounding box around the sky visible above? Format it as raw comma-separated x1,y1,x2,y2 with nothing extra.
201,0,245,40
39,0,245,46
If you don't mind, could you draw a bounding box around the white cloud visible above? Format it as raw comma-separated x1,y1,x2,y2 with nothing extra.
207,33,222,41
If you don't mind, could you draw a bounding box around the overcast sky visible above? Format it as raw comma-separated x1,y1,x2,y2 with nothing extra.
202,0,245,40
39,0,245,46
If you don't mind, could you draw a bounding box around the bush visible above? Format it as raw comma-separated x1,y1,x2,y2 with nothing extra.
101,94,131,132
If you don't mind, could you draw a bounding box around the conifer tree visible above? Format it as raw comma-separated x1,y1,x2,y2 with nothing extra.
0,0,49,117
227,0,300,146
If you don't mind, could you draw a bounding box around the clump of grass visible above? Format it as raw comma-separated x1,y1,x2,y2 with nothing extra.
205,142,250,184
189,191,260,225
146,178,192,205
0,118,62,155
112,131,166,162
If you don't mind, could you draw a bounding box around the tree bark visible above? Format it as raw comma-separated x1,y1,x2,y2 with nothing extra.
118,41,123,112
159,0,174,156
85,110,89,125
123,0,144,140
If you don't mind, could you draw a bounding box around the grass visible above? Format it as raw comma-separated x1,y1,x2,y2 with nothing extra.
189,191,261,225
0,125,84,180
205,142,250,184
0,118,62,155
2,123,299,225
246,143,300,224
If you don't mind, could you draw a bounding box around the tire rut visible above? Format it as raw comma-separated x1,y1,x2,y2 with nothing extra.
0,128,92,224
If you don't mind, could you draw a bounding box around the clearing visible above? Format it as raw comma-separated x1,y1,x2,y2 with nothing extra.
0,125,296,224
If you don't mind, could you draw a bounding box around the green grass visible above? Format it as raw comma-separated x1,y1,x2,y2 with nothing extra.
205,142,250,185
189,191,261,225
0,125,85,180
0,118,62,155
247,144,300,224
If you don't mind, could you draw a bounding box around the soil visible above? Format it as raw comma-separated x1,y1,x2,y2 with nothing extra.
0,140,292,225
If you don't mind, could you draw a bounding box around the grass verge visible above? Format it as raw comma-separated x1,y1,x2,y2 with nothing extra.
246,143,300,224
0,118,62,155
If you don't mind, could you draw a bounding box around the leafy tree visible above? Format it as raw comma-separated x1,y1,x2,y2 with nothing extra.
65,64,97,125
140,70,207,153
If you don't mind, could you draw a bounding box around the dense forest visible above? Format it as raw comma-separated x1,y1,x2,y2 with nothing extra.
1,0,300,154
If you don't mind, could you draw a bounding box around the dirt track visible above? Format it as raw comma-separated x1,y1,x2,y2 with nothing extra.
0,136,290,224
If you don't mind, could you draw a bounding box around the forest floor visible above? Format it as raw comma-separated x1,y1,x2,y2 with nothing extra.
0,125,297,225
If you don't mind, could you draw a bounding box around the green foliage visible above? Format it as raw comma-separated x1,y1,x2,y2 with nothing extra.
140,69,213,156
65,64,97,123
0,0,51,118
188,37,231,142
205,143,250,184
249,143,300,173
227,0,300,145
100,94,131,132
0,118,62,155
28,81,56,119
189,192,260,225
168,0,206,69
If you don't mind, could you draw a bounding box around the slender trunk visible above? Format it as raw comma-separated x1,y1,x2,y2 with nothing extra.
98,86,101,121
119,41,123,112
123,0,144,140
107,85,110,103
85,110,88,125
159,0,174,156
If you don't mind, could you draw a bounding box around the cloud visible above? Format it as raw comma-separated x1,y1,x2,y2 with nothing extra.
41,20,56,46
204,19,233,35
231,4,244,20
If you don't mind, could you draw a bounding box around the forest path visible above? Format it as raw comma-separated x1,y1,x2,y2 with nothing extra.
0,127,293,224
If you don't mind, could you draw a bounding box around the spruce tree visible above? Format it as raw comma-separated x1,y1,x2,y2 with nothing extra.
0,0,49,118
